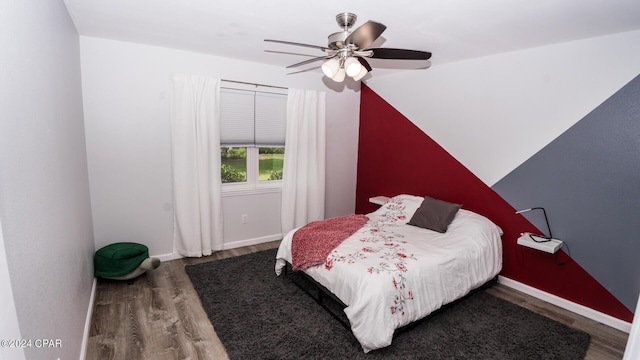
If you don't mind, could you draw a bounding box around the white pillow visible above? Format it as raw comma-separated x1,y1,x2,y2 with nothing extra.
368,194,424,223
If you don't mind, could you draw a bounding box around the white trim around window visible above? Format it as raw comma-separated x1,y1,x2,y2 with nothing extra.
221,181,282,197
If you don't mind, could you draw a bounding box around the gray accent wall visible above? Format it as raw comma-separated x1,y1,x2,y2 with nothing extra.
493,74,640,311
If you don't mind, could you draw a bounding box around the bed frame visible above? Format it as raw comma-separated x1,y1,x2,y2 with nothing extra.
282,260,499,333
282,262,350,327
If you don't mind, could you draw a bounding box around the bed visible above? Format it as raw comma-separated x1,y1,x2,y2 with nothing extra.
275,194,503,353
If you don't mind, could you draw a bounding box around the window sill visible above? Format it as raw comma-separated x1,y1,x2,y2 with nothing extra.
222,183,282,197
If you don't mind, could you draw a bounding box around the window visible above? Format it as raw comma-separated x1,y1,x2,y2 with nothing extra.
219,83,287,189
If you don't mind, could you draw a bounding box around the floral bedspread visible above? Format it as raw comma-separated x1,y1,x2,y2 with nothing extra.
275,194,503,353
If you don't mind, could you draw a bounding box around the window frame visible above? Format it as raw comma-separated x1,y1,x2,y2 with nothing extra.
221,147,284,194
218,82,287,193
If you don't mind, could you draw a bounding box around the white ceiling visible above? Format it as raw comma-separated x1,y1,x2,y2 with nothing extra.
64,0,640,74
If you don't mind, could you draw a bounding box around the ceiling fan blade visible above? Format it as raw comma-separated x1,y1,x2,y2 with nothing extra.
368,48,432,60
264,39,328,51
345,21,386,49
357,57,372,72
286,55,333,68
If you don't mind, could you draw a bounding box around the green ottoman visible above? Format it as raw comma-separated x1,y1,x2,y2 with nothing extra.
94,242,160,281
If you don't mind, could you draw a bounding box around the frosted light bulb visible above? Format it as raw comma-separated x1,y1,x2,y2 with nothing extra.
345,57,363,77
331,68,346,82
321,58,340,78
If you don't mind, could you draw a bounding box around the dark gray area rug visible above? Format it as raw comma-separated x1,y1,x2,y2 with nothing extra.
185,249,590,359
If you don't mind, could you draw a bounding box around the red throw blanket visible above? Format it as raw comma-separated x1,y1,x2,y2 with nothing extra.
291,214,369,271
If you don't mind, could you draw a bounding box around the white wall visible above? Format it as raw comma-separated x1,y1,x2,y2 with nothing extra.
221,190,282,246
79,36,360,257
0,1,95,359
366,30,640,186
0,220,24,360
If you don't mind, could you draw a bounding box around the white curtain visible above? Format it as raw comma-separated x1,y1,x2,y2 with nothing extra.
170,74,224,257
281,89,326,235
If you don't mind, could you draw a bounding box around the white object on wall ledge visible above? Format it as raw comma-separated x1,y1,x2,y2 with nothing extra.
517,232,563,253
369,196,390,206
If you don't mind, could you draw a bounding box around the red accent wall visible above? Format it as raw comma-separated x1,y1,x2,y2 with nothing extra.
355,84,633,322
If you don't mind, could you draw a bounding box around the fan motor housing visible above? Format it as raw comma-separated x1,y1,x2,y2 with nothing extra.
328,31,349,50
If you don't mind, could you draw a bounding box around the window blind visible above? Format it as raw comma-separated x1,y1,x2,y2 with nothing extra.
219,87,287,147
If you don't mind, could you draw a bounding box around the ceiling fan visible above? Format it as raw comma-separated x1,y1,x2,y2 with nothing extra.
265,12,432,82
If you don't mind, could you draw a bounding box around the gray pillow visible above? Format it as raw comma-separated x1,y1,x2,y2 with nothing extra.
407,196,462,233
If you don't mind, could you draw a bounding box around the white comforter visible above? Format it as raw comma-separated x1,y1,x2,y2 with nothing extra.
275,194,503,353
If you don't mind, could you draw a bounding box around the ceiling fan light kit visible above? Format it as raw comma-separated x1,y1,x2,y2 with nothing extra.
321,55,365,82
265,12,432,82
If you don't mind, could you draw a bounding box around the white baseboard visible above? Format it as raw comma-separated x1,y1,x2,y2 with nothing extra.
154,234,282,261
156,252,184,262
222,234,282,250
79,277,97,360
499,276,632,333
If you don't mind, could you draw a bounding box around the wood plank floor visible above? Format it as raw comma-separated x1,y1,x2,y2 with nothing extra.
86,240,629,359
